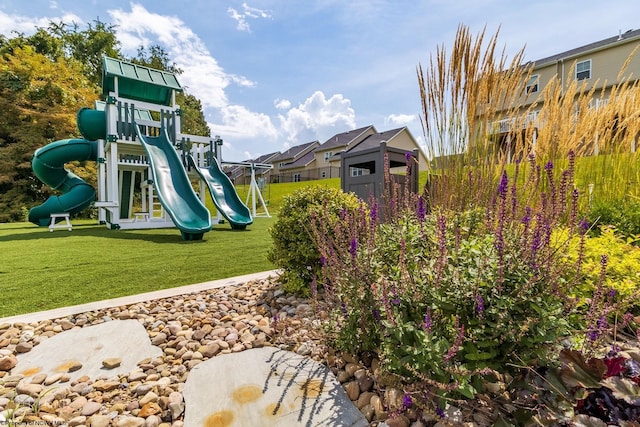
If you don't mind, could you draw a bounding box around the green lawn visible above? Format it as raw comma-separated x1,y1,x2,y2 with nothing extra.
0,176,382,318
0,218,276,317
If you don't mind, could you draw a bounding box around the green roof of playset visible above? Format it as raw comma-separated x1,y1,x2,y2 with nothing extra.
102,56,182,106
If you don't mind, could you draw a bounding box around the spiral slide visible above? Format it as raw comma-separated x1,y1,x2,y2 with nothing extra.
187,155,253,230
28,139,98,226
135,127,212,240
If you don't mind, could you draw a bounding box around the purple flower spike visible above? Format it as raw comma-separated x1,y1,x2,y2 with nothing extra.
349,238,358,259
402,393,413,410
424,308,432,333
475,294,485,316
498,171,509,197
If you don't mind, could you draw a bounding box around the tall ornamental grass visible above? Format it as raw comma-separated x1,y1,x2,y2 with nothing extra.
421,25,640,213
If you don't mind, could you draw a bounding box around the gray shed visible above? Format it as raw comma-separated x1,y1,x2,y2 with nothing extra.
340,141,419,202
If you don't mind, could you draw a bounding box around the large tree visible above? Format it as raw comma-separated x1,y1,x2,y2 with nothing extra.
0,46,99,221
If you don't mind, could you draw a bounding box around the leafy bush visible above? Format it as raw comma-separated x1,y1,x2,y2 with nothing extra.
588,197,640,243
268,185,360,295
564,226,640,312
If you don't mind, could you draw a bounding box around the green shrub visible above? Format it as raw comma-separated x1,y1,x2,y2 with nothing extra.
564,226,640,312
588,197,640,243
268,185,360,295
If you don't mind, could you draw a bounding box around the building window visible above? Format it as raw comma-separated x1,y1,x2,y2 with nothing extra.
350,167,364,177
576,59,591,80
526,74,539,93
293,173,301,182
278,162,286,168
323,151,333,163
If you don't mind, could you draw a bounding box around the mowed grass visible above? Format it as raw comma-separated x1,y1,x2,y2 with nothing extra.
0,217,276,318
0,178,344,318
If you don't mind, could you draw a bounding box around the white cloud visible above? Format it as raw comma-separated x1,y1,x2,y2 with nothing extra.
277,91,356,144
0,11,82,37
227,2,272,33
274,98,291,110
212,105,278,139
108,3,256,112
385,113,417,127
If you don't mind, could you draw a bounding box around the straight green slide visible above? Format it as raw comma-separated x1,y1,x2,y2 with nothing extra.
187,155,253,230
136,127,212,240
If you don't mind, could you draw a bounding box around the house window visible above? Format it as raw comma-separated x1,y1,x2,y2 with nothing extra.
278,162,286,168
592,98,608,109
576,60,591,80
526,75,539,93
323,151,333,163
293,173,301,182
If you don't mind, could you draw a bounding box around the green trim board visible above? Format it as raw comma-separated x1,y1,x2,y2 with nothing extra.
102,56,182,106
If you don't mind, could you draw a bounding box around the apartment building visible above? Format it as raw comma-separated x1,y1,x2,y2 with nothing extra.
493,28,640,143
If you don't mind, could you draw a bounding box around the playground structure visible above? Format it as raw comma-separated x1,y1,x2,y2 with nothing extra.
28,56,271,240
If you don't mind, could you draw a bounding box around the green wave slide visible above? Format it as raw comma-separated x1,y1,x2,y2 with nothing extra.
28,139,98,227
187,155,253,230
135,127,212,240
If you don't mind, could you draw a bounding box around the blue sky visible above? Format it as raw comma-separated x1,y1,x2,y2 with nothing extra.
1,1,638,161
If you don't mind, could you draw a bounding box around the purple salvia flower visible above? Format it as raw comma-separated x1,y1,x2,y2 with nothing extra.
390,286,400,306
544,160,553,172
436,406,445,419
424,308,432,333
349,238,358,260
370,200,378,223
340,302,348,317
475,294,484,317
402,393,413,410
372,308,380,322
417,196,426,222
498,171,509,198
587,316,607,342
579,218,589,234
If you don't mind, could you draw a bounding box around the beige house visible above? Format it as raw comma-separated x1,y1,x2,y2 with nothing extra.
269,140,320,182
313,125,378,179
493,28,640,142
251,125,428,183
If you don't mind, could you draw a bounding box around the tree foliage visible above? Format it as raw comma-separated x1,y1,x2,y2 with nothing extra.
0,46,99,221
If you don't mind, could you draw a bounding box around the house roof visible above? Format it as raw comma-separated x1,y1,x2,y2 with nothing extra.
272,140,319,163
280,151,316,170
347,127,406,153
252,151,281,164
532,28,640,67
317,125,376,151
